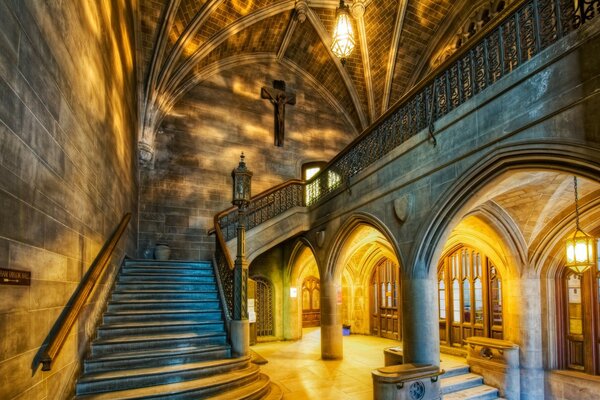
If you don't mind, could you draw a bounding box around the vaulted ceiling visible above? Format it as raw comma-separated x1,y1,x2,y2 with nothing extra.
138,0,514,143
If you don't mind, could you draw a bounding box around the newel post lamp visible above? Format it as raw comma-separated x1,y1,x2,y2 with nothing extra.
565,176,596,274
331,0,355,65
230,153,252,356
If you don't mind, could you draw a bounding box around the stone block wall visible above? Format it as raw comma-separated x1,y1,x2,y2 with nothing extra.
139,62,355,260
0,0,138,398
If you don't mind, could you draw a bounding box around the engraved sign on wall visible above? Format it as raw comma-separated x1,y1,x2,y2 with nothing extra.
0,268,31,286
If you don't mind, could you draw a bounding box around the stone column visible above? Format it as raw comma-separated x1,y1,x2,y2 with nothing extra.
321,279,343,359
401,268,440,366
505,274,544,399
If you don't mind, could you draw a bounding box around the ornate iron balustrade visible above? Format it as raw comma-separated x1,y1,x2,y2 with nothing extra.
212,0,599,314
306,0,598,205
218,180,305,242
212,179,304,317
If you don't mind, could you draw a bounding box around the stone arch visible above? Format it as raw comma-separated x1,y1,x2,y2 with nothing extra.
325,211,404,281
284,237,321,339
411,142,600,278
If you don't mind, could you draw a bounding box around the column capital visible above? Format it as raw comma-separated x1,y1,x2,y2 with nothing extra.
351,1,365,19
295,0,309,23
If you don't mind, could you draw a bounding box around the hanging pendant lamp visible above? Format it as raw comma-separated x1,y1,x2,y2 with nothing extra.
565,176,596,274
331,0,355,65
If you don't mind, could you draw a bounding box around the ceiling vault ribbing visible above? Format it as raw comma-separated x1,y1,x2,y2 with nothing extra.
277,14,298,61
381,0,407,113
306,7,369,130
354,7,375,123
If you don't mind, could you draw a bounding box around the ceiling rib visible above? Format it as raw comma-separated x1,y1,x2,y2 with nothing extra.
155,0,226,96
163,1,295,102
306,7,369,130
354,10,375,123
381,0,408,113
277,15,298,60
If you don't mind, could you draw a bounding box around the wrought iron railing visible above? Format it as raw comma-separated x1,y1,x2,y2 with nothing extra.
212,0,599,313
306,0,598,205
212,179,304,317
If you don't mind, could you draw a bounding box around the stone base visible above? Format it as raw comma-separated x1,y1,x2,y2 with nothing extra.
230,319,250,357
372,363,443,400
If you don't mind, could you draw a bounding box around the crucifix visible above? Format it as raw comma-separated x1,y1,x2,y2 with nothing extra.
261,80,296,147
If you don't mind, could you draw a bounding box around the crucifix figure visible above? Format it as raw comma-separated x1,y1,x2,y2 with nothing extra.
261,80,296,147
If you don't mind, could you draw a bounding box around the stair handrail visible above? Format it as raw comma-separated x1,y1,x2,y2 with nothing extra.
212,179,304,317
39,212,132,371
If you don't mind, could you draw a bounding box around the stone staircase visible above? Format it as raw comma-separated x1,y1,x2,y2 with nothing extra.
75,260,281,399
441,361,504,399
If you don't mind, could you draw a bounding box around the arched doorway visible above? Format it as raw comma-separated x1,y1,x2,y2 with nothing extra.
370,258,401,339
302,276,320,327
438,245,503,347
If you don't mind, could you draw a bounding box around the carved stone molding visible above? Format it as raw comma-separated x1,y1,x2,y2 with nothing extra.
295,0,309,23
138,139,156,168
393,195,411,223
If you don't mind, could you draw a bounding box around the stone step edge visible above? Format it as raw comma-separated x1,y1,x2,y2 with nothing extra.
79,356,251,383
442,384,499,399
98,320,224,330
75,364,260,400
85,344,231,363
92,331,226,345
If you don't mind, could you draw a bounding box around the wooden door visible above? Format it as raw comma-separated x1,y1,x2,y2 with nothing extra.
302,276,320,327
370,259,401,340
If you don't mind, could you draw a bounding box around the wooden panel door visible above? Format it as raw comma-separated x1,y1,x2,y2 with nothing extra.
302,276,320,327
370,259,401,340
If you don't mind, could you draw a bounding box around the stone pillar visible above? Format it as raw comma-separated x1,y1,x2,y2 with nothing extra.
505,275,544,399
401,269,440,366
321,279,343,359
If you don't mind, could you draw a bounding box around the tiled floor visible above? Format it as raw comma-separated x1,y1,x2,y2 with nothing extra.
253,328,434,400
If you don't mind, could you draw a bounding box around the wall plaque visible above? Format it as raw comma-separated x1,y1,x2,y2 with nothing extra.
0,268,31,286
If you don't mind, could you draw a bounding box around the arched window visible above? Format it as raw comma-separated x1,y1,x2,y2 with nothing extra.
438,245,504,348
559,249,600,375
254,277,274,337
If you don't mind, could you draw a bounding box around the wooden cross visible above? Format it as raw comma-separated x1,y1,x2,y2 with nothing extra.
261,80,296,147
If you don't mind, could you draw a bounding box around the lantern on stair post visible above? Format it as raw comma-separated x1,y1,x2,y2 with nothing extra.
231,153,252,356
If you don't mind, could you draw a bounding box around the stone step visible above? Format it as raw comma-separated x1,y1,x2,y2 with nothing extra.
440,361,471,378
111,290,219,301
97,320,225,339
443,384,500,399
122,266,215,275
205,374,275,400
441,373,484,394
103,309,223,324
124,260,212,269
90,332,227,356
77,356,252,395
84,345,231,374
76,363,261,399
107,299,221,312
114,282,218,291
118,273,216,283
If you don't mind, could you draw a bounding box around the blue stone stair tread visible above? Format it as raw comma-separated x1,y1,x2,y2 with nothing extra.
203,374,276,400
104,309,220,315
443,384,500,399
440,361,471,378
76,364,261,400
86,344,230,362
98,320,224,329
93,331,226,344
441,373,484,393
79,356,251,383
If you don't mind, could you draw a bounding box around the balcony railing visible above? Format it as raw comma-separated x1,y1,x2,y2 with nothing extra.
212,0,599,315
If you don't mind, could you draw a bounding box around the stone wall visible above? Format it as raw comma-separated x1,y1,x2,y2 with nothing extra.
0,0,138,398
139,62,355,260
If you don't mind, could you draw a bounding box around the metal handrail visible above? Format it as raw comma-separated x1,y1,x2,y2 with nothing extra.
39,213,132,371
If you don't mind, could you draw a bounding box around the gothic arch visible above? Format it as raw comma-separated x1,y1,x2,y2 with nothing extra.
325,212,404,281
411,141,600,278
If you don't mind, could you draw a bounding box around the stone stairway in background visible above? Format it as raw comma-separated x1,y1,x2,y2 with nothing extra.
441,361,504,400
75,260,281,399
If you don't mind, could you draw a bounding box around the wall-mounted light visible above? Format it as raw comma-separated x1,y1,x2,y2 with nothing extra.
565,176,596,274
331,0,355,65
290,287,298,298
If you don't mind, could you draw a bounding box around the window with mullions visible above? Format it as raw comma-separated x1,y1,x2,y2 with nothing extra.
438,245,504,347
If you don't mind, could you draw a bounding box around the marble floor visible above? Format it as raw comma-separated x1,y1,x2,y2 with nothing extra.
253,328,465,400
